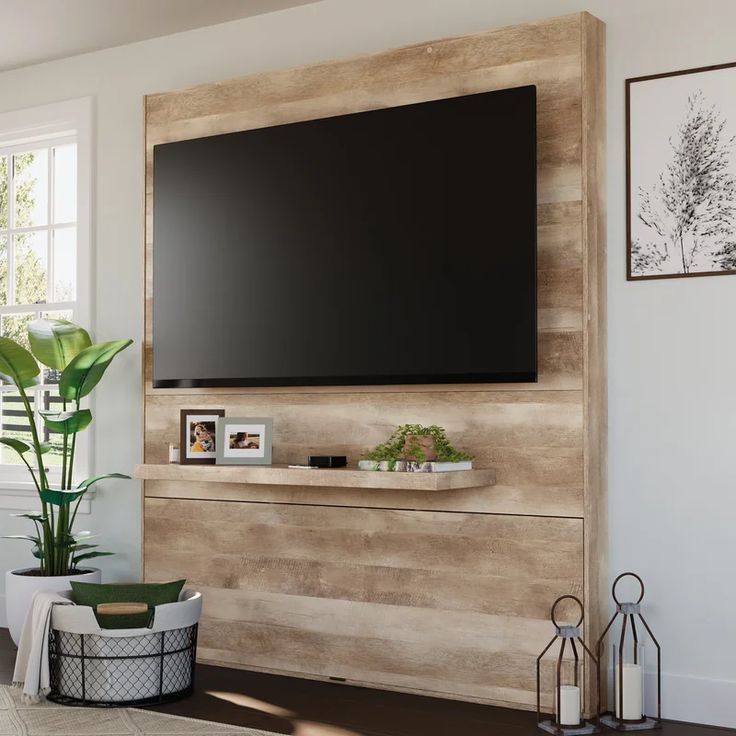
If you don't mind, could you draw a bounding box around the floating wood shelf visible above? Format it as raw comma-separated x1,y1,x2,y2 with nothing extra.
135,463,496,491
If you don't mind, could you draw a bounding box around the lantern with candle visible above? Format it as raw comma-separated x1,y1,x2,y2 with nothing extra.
597,572,661,731
536,595,600,735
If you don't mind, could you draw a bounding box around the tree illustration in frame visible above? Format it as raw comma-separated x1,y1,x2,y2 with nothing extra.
627,62,736,280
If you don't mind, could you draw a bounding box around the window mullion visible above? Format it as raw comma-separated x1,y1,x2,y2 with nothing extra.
47,145,54,302
0,301,74,317
0,135,75,159
7,153,14,306
0,131,80,480
0,102,86,484
10,222,74,236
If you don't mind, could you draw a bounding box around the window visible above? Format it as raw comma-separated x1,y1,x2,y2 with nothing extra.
0,99,91,494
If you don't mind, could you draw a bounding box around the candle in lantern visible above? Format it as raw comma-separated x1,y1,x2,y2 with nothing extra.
615,663,643,720
557,684,581,726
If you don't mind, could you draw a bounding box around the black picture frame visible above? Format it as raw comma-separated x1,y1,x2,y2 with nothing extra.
627,60,736,281
179,409,225,465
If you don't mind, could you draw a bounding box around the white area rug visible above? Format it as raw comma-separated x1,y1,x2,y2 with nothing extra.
0,685,278,735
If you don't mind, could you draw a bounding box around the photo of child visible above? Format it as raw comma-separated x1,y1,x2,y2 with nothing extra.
218,418,272,464
190,422,216,453
180,410,224,464
229,432,261,450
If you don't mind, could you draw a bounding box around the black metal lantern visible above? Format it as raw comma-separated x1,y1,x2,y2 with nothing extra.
597,572,662,731
537,595,600,735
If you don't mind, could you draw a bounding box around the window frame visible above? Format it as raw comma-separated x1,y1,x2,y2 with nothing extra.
0,98,92,508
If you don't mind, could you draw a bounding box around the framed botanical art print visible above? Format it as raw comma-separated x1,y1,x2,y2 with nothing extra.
627,61,736,280
180,409,224,464
216,417,273,466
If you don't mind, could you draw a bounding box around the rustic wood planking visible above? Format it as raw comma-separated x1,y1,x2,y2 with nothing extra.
144,390,583,454
144,478,582,519
142,11,606,712
145,497,583,708
135,464,496,491
581,11,608,707
141,389,584,515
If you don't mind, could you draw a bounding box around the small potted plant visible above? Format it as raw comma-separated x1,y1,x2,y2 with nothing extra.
359,424,473,472
1,319,132,643
359,439,406,472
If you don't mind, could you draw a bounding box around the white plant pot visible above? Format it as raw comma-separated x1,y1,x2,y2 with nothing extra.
5,567,101,645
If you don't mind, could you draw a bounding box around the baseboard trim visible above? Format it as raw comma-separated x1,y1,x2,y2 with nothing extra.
645,671,736,728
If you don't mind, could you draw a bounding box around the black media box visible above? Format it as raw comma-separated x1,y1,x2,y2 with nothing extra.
308,455,347,468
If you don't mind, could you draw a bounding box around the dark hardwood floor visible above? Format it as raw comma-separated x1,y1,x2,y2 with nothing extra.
0,628,730,736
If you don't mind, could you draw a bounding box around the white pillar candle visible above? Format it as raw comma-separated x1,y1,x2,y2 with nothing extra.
557,684,581,726
614,663,643,720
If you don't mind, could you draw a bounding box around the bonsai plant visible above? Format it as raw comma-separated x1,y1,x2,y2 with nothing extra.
1,318,132,643
361,423,473,471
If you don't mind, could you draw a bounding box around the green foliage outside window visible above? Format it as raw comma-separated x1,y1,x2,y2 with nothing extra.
0,151,74,465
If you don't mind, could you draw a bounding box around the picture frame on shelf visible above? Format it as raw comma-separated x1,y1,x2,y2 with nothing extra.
216,417,273,466
179,409,225,465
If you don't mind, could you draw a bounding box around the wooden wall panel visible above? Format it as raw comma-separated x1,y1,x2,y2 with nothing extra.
145,497,583,708
144,389,583,517
142,11,606,712
581,11,608,703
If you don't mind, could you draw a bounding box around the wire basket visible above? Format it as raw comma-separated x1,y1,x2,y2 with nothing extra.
47,623,198,707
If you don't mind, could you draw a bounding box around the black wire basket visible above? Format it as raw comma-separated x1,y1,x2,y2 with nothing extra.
47,623,198,707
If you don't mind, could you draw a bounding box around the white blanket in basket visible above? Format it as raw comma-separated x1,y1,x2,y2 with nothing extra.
13,591,74,704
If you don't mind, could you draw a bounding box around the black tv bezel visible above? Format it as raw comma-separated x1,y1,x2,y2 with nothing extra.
151,85,538,390
153,369,538,389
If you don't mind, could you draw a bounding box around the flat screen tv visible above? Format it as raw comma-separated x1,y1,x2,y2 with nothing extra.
152,84,537,388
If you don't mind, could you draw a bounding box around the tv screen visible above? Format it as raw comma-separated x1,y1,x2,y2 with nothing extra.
152,85,537,388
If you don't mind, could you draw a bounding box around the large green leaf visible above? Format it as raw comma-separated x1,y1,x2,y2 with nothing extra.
69,543,98,552
2,534,41,543
0,337,40,389
76,473,130,491
5,535,45,560
0,437,51,458
0,437,32,455
59,339,132,401
39,487,87,506
73,550,114,565
10,512,45,521
27,319,92,371
40,473,129,506
40,409,93,434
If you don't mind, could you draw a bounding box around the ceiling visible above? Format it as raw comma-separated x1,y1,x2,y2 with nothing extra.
0,0,319,72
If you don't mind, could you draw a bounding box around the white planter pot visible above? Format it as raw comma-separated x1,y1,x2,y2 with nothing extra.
5,567,101,645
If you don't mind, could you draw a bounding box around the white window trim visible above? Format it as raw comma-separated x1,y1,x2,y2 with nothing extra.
0,98,93,512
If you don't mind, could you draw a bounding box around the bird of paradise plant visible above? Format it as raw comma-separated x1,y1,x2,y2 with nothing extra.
0,319,132,576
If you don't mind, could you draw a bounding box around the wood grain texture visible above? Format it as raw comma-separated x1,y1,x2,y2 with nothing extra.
581,12,608,714
145,497,583,708
142,11,606,712
135,463,496,491
143,389,582,517
96,602,148,615
143,479,583,518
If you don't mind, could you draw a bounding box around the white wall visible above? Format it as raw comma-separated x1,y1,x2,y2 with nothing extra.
0,0,734,726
